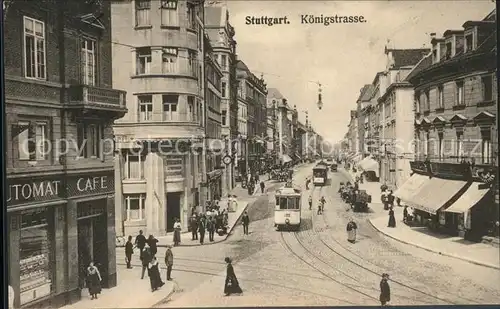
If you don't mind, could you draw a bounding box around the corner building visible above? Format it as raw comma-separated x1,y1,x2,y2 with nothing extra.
4,0,125,307
111,0,206,235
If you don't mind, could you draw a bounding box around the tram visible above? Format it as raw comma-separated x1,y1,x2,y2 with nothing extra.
312,165,328,186
274,183,302,231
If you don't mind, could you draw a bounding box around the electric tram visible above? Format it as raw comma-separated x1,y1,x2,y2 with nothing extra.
312,165,328,186
274,183,302,231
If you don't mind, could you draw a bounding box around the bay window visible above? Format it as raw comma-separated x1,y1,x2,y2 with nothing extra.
125,194,146,221
162,48,178,74
24,16,46,79
162,94,179,121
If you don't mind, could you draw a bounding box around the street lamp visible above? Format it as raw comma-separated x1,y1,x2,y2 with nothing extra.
317,83,323,110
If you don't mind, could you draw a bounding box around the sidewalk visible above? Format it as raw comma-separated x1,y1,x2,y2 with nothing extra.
340,167,500,270
369,207,500,270
59,264,175,309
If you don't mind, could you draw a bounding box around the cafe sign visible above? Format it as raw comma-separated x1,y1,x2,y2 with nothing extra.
67,172,115,197
6,178,64,206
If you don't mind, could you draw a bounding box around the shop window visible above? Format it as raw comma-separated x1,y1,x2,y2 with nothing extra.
125,194,146,221
16,120,49,161
76,123,104,159
125,152,145,179
19,208,53,305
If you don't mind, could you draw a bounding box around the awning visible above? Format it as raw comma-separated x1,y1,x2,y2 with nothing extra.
405,177,468,214
281,154,292,163
394,173,429,203
445,183,491,214
358,156,379,177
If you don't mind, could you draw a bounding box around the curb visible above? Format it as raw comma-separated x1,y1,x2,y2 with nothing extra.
368,218,500,270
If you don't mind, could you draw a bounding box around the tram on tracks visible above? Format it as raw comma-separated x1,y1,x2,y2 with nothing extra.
274,183,302,231
312,165,328,186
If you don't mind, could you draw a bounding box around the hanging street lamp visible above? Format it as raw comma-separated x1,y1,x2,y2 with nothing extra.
317,83,323,110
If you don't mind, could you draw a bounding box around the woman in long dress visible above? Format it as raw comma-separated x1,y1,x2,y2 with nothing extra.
346,219,358,243
173,218,182,246
147,257,165,292
224,257,243,296
86,262,102,299
388,207,396,228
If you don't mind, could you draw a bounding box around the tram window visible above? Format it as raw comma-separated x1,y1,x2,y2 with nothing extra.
279,198,287,210
287,197,300,209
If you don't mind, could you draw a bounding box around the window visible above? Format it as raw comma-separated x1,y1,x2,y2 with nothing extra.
221,81,227,98
17,121,49,161
162,48,178,73
187,2,196,29
187,96,195,121
391,94,396,113
424,132,430,156
125,194,146,221
456,81,464,105
188,50,197,77
437,86,444,108
438,133,444,159
481,131,492,164
162,94,178,121
415,92,420,113
465,34,473,52
81,38,96,85
222,110,227,126
445,42,452,59
136,48,151,75
125,152,145,179
160,0,178,27
138,95,153,121
135,0,151,26
220,55,227,70
456,132,463,161
425,90,430,110
481,75,493,101
76,123,103,158
23,17,46,79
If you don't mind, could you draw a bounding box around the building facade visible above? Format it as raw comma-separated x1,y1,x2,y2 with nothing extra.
4,1,125,307
204,4,237,193
111,0,206,235
405,10,497,238
203,34,224,202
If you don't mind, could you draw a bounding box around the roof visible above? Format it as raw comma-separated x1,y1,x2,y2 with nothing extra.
236,60,249,72
404,52,432,82
276,186,301,196
204,7,223,27
357,85,374,102
267,88,285,99
476,30,496,53
387,48,430,69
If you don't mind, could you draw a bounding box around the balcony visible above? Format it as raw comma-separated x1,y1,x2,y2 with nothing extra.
66,85,127,119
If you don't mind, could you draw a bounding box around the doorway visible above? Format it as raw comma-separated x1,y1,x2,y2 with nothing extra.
166,192,182,232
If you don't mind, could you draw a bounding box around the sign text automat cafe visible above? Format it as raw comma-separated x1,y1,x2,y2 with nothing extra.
6,173,115,206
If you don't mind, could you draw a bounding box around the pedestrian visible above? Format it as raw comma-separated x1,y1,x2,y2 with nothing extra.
382,192,389,210
147,234,158,257
403,206,409,223
260,180,265,194
387,190,395,208
207,217,216,241
388,207,396,228
308,195,312,210
140,244,152,279
242,211,250,235
147,256,165,292
134,230,146,254
224,257,243,296
379,273,391,306
164,244,174,281
86,261,102,300
346,218,358,243
125,235,134,269
199,216,206,245
306,178,310,190
173,218,181,246
190,215,199,240
317,202,323,215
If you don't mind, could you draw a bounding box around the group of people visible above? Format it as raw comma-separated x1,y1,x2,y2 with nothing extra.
189,208,230,245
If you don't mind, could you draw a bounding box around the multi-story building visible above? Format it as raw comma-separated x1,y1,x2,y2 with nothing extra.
295,121,308,160
111,0,205,235
204,3,237,193
356,84,375,156
402,10,497,239
236,60,267,174
266,89,280,164
377,48,429,188
276,94,294,163
4,1,125,307
203,34,224,202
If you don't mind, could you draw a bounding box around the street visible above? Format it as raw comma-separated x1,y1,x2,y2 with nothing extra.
116,164,500,307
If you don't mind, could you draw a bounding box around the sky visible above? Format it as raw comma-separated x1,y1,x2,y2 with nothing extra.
225,0,495,144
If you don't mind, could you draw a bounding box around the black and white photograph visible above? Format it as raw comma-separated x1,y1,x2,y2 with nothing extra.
2,0,498,308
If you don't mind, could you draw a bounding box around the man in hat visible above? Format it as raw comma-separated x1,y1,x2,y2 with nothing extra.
379,273,391,306
164,244,174,281
190,215,199,240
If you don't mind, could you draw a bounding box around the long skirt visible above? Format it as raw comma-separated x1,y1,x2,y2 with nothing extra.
148,266,165,290
173,230,181,244
347,229,357,243
87,273,101,295
388,215,396,228
224,276,243,295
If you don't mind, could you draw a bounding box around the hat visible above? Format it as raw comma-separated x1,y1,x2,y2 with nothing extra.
382,273,389,278
224,257,232,263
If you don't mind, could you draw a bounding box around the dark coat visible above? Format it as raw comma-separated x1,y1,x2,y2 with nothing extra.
224,263,242,294
242,215,250,226
346,222,357,231
380,279,390,302
125,241,134,255
388,210,396,227
198,219,206,233
207,219,215,231
141,248,152,266
147,238,158,256
135,234,146,249
190,218,199,231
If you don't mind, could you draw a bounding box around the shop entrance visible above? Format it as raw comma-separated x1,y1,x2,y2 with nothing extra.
166,192,181,232
76,200,108,289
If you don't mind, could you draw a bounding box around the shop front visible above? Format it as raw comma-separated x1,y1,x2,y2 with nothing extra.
207,169,223,201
